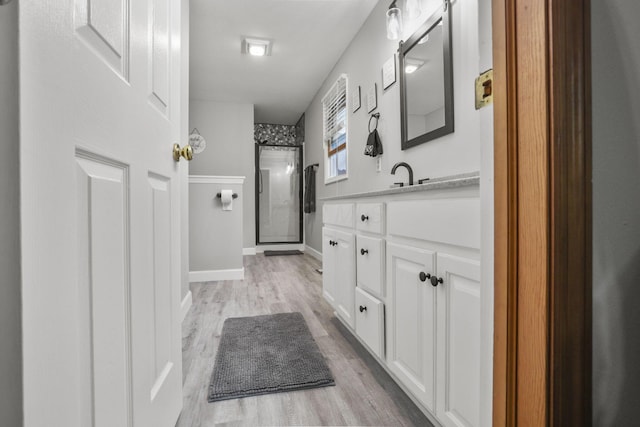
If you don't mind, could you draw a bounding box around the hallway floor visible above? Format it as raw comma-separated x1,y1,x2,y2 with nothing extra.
176,254,432,427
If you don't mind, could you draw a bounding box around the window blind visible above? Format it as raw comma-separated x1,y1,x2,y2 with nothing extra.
322,75,347,147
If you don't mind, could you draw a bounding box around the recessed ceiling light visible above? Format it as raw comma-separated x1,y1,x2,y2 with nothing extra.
242,38,272,57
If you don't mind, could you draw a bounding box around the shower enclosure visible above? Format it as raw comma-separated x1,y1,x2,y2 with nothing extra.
255,144,303,244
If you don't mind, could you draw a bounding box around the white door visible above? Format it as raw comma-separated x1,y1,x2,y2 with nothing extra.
436,254,481,427
386,243,437,412
19,0,185,426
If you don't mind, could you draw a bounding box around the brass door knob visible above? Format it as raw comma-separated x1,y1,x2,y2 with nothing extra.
173,143,193,162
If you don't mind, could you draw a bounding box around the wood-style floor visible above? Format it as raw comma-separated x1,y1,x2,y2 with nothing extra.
176,254,432,427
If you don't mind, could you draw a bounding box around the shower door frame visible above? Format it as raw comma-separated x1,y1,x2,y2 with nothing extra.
254,143,304,245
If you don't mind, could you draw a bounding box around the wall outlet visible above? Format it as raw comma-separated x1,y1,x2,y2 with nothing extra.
376,157,382,172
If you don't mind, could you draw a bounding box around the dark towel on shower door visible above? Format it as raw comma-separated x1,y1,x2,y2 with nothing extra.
304,166,316,213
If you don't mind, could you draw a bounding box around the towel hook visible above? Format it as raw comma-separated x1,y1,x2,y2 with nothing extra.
369,113,380,133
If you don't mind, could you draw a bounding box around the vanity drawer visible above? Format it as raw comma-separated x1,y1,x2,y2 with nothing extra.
323,203,355,228
356,203,385,235
356,235,384,297
355,287,385,360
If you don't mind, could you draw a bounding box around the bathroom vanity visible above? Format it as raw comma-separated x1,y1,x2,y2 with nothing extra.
322,172,482,427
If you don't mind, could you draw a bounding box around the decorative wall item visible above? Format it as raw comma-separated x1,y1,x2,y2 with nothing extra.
366,84,378,113
254,123,298,146
382,54,397,90
352,86,361,113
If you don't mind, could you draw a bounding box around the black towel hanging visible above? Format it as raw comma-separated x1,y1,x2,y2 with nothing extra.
364,113,383,157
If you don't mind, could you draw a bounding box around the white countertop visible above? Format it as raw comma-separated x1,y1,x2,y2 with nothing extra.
320,171,480,201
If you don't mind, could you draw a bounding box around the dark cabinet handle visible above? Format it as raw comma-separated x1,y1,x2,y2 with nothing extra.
359,305,367,313
329,240,337,246
361,214,369,222
419,272,431,282
430,276,444,287
360,248,369,255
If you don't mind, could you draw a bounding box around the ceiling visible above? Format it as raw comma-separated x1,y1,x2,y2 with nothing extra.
189,0,379,125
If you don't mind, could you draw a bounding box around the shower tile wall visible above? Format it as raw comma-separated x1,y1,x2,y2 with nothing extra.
254,123,298,146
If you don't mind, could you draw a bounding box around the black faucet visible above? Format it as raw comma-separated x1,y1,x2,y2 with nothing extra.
391,162,414,186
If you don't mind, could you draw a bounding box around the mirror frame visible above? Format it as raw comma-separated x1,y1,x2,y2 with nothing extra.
399,0,454,150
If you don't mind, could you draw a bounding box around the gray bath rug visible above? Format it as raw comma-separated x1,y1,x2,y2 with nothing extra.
208,312,335,402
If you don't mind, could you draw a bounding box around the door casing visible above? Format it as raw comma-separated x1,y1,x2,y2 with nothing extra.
492,0,592,425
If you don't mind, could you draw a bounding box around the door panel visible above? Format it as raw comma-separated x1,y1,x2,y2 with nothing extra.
322,228,336,307
386,243,437,412
75,0,130,78
150,0,170,112
76,153,132,427
334,229,355,328
437,254,481,427
148,174,174,397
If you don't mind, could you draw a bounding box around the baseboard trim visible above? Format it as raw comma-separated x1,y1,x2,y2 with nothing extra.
243,247,257,256
305,245,322,262
181,291,193,322
189,268,245,283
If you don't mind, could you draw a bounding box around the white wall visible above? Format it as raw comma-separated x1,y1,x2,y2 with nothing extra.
0,2,23,426
592,0,640,425
304,0,486,253
189,180,244,272
188,100,255,249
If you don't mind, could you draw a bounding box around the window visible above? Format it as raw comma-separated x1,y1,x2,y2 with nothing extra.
322,75,348,183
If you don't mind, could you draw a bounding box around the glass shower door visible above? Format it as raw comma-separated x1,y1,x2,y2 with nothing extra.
256,144,303,244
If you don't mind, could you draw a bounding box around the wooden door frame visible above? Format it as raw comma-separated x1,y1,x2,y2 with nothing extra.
492,0,592,425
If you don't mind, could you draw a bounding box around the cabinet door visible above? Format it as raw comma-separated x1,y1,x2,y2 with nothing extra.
356,235,385,297
333,229,356,328
386,243,437,412
435,254,481,427
322,228,337,308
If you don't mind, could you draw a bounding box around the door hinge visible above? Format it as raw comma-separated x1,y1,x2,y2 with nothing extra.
475,69,493,110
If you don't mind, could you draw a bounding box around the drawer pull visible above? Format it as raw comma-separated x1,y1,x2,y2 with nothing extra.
329,240,338,246
430,276,444,287
361,214,369,222
359,305,367,313
419,272,431,282
360,248,369,255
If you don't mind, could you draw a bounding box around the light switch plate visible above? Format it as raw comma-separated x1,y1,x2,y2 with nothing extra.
376,157,382,172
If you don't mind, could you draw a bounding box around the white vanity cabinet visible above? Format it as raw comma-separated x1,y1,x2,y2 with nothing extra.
321,175,484,427
322,204,356,329
387,197,482,427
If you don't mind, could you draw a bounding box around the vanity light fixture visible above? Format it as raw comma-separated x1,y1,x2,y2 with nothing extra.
386,0,403,40
242,38,272,57
404,57,425,74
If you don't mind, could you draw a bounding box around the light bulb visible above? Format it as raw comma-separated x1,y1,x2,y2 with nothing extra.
248,44,266,56
386,7,403,40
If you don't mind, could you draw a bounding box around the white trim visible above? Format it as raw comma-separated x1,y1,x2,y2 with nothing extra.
255,243,305,253
189,268,245,282
305,245,323,262
180,291,193,322
324,173,349,185
243,247,257,256
189,175,245,184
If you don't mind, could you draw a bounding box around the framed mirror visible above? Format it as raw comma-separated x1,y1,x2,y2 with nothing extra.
399,0,453,150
